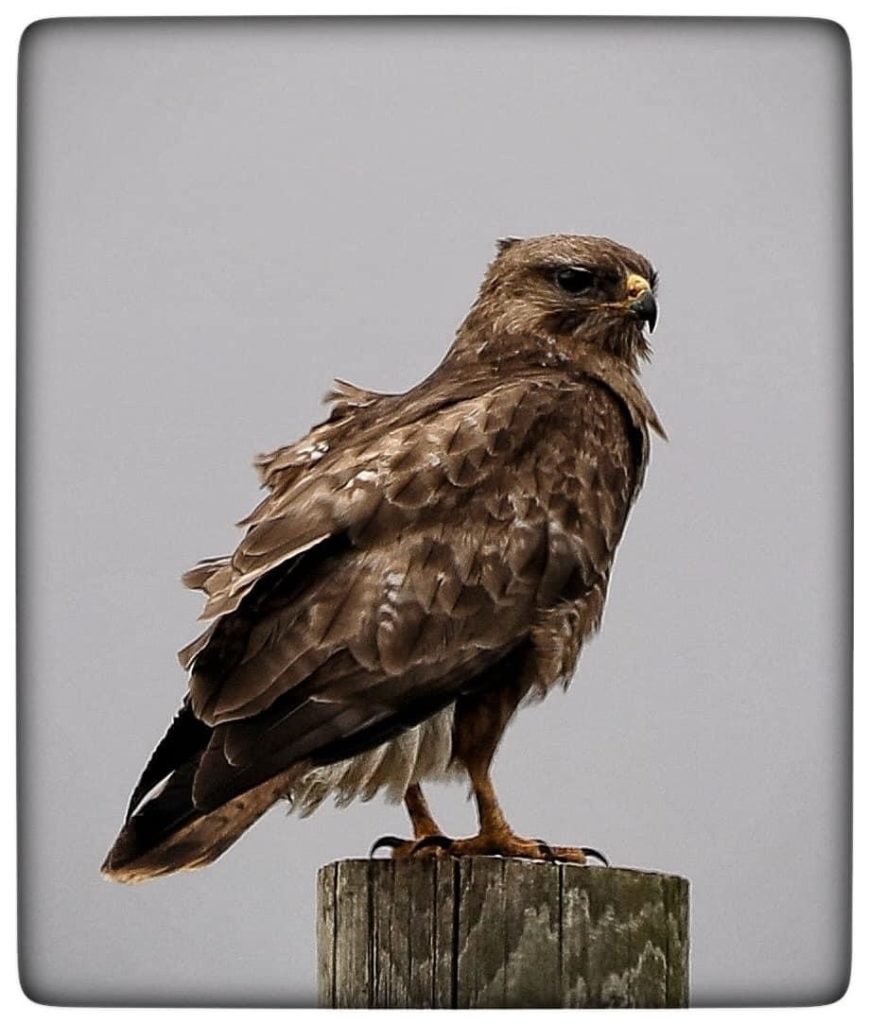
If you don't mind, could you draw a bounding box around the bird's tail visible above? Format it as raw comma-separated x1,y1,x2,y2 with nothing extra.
100,700,304,883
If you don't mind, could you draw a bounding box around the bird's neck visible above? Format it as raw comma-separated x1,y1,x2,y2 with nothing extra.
444,312,648,378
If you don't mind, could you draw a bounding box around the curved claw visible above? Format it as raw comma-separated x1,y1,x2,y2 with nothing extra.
369,835,407,857
408,833,454,856
534,838,557,862
580,846,610,867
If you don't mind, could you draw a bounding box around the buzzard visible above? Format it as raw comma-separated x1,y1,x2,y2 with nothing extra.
102,234,663,882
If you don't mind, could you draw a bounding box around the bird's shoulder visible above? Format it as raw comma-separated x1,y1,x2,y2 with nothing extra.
250,366,577,495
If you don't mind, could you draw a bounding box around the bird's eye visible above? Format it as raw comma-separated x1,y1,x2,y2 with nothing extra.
554,266,595,295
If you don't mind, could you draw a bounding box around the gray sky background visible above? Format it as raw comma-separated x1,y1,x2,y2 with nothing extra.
18,18,850,1007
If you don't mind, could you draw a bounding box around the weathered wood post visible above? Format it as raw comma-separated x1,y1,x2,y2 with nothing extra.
317,858,689,1008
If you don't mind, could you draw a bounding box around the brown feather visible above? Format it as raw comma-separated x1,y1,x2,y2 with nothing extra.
103,234,663,880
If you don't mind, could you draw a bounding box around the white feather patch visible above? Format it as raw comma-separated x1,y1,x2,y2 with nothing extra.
291,704,458,816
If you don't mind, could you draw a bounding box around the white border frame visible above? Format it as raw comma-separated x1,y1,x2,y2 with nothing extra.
4,4,861,1021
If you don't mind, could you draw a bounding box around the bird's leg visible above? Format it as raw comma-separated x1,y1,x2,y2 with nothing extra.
405,783,442,840
466,761,516,848
369,784,448,859
446,759,578,860
458,762,605,863
412,754,607,865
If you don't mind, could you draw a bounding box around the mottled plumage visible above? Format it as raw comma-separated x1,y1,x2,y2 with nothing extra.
103,234,663,881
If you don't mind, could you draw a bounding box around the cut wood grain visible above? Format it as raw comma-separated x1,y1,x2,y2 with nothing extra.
316,858,689,1008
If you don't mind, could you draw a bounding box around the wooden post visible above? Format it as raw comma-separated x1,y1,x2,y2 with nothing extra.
317,858,689,1008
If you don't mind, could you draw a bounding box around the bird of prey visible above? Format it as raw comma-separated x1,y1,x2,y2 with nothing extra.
102,234,664,882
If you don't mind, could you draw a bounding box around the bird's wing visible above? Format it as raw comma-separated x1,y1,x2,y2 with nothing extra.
252,378,390,491
180,375,642,811
178,380,393,619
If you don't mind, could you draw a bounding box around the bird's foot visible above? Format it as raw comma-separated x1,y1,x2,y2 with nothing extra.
405,830,609,865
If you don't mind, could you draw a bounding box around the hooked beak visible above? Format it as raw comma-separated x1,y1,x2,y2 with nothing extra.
625,273,658,333
630,291,658,333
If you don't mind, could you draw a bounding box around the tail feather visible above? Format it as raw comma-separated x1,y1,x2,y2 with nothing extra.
101,763,306,883
102,697,308,883
124,699,210,821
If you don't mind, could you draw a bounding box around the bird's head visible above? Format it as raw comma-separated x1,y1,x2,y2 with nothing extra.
454,234,659,371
